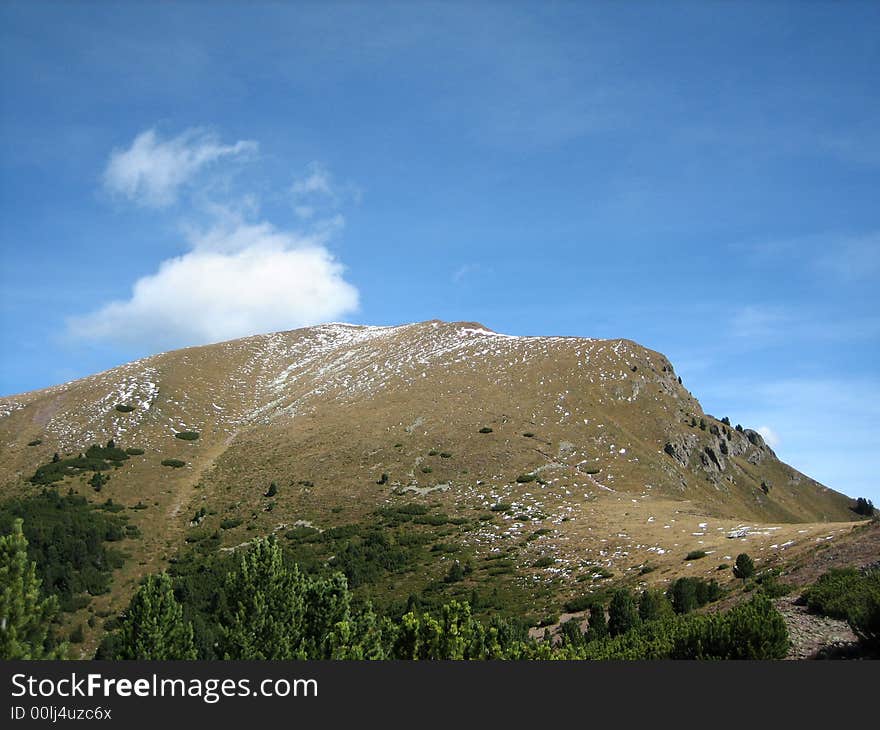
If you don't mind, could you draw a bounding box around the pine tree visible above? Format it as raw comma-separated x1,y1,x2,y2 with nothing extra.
638,589,675,623
0,519,66,659
734,553,755,582
586,603,608,642
113,573,196,659
608,588,640,637
220,536,308,659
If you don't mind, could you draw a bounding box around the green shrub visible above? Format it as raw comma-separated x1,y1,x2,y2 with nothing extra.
125,448,145,456
428,450,438,456
27,439,42,446
734,553,755,580
667,577,722,614
478,427,493,434
285,526,320,541
220,518,243,530
608,588,640,637
582,595,788,660
532,556,555,568
175,431,200,441
421,466,432,474
440,452,452,458
523,432,535,438
265,482,278,497
161,459,186,468
804,567,880,623
685,550,707,561
490,503,511,512
115,404,135,413
516,474,536,483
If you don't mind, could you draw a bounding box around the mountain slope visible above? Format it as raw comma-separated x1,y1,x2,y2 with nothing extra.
0,320,862,642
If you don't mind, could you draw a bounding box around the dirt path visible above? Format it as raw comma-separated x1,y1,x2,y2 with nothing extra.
774,596,860,659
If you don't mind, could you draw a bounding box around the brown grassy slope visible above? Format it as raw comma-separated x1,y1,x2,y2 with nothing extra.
0,320,863,651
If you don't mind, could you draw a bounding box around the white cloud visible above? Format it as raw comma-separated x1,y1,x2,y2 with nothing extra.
68,219,359,350
103,128,257,208
756,425,780,449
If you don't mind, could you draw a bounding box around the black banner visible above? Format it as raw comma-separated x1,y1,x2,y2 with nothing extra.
1,661,877,727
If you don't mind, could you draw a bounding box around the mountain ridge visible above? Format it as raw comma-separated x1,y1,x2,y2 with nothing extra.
0,319,864,646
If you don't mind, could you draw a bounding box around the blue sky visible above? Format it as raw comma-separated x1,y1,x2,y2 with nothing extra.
1,2,878,502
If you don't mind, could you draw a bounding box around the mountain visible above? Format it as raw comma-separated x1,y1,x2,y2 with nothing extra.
0,320,862,638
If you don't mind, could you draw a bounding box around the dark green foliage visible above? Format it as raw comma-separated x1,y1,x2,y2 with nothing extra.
515,473,536,483
86,444,129,461
721,416,731,426
421,466,432,473
532,556,555,568
564,594,602,613
853,497,875,516
586,604,608,642
375,473,388,485
220,518,243,530
478,427,493,433
428,450,439,456
639,564,656,575
265,482,278,497
27,439,43,446
89,472,109,492
108,573,197,660
174,431,200,441
523,432,534,438
735,424,744,432
560,618,585,648
69,624,85,644
580,595,789,660
667,577,722,614
0,491,127,613
804,568,880,627
440,452,452,459
0,519,66,659
114,404,135,413
161,459,186,468
490,503,511,512
29,443,131,485
699,418,706,430
443,560,468,583
685,550,707,561
608,588,640,637
124,448,145,456
638,589,675,623
734,553,755,581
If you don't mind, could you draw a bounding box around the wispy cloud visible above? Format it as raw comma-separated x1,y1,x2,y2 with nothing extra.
103,128,257,208
290,162,361,221
735,230,880,283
